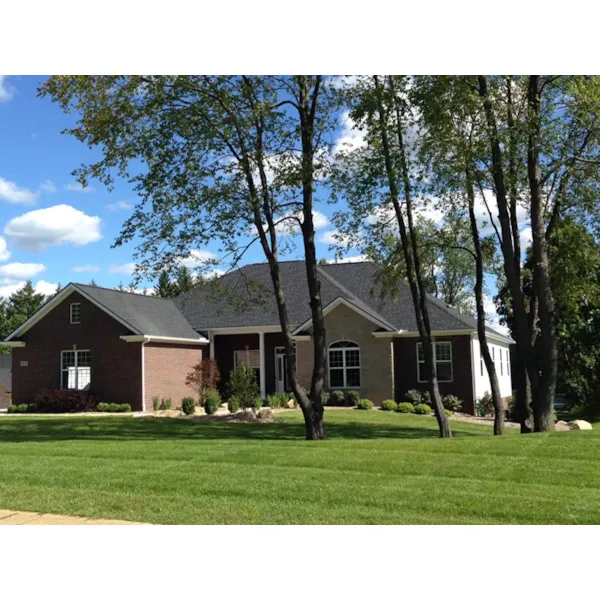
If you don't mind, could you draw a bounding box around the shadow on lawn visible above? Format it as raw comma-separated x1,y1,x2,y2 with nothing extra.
0,415,481,443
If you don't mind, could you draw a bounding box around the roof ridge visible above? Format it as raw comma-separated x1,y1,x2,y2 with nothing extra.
74,282,174,302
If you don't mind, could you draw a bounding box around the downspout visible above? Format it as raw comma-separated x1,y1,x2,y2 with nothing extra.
141,340,148,412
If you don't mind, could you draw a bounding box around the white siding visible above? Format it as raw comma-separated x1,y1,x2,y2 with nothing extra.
471,336,513,401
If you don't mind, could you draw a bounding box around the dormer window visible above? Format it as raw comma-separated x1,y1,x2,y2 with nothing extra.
70,303,82,324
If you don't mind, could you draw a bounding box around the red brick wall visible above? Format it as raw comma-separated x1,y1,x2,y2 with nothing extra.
143,343,203,410
11,291,143,409
393,335,475,414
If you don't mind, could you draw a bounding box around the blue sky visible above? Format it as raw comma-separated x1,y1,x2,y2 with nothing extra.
0,75,369,297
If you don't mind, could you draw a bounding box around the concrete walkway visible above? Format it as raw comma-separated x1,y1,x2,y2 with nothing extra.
0,509,144,525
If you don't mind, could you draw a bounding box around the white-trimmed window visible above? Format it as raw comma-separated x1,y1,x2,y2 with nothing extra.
70,303,82,324
328,340,360,388
233,348,260,369
499,348,504,376
505,349,510,377
417,342,453,383
61,350,91,390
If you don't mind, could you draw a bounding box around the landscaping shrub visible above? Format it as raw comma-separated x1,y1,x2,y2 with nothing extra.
396,402,415,414
381,399,398,412
227,364,260,409
185,358,221,406
444,408,453,417
204,389,222,415
356,398,373,410
7,404,28,413
26,403,37,413
181,396,195,415
346,390,360,407
227,395,240,413
34,389,98,413
97,402,131,413
405,389,425,406
152,396,160,411
159,397,172,410
442,395,462,412
414,403,432,415
331,391,345,406
248,395,263,410
266,394,280,409
476,391,493,417
323,392,330,406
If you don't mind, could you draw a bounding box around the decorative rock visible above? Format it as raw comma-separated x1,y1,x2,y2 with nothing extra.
569,419,593,430
287,400,295,409
257,408,274,422
554,420,570,431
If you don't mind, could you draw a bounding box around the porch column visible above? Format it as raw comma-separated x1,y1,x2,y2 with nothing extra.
259,332,266,400
209,332,215,359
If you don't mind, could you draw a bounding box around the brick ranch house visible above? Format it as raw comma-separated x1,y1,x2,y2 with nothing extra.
4,261,513,413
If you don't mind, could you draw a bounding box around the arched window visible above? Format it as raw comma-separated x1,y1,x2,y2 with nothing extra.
328,340,360,389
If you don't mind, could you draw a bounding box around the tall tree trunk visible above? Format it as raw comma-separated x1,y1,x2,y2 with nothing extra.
373,75,451,438
466,166,504,435
296,75,326,440
478,75,535,433
527,75,557,432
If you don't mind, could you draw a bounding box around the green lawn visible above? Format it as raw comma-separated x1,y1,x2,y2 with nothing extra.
0,409,597,524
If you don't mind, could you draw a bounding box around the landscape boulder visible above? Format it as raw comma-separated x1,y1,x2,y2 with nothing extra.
257,408,274,422
555,420,570,431
569,420,593,430
287,400,295,409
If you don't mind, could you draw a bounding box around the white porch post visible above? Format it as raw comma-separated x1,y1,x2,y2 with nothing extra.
259,332,266,400
209,332,215,359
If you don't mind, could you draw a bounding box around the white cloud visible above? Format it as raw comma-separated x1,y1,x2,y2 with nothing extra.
38,180,56,194
105,201,133,212
0,262,46,281
0,237,10,262
0,177,38,204
333,110,367,154
65,182,95,193
483,293,511,337
109,262,136,275
317,228,358,247
325,255,368,264
179,249,218,268
0,76,14,102
73,265,100,273
261,209,330,237
0,279,57,299
519,226,532,250
4,204,102,252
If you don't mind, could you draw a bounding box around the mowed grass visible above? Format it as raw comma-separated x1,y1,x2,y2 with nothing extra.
0,409,598,524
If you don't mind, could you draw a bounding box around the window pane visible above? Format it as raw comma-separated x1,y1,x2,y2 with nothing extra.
437,362,452,382
62,351,75,369
329,369,344,388
329,350,344,368
345,349,360,368
435,343,451,362
346,368,360,387
77,367,91,390
234,349,260,368
418,362,427,382
417,343,424,362
78,351,91,367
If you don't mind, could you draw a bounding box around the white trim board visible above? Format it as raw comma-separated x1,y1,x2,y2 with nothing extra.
120,335,208,345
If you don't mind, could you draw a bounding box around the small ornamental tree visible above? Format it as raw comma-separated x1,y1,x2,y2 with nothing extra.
185,358,221,406
227,364,260,409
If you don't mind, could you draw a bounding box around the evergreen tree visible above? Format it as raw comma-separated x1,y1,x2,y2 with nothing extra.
6,281,46,322
173,266,196,295
154,271,175,298
88,279,98,287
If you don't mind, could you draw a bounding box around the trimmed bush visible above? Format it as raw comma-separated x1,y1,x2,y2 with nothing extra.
266,394,280,408
248,395,263,410
414,403,432,415
26,403,37,413
381,399,398,412
97,402,131,413
227,365,260,410
442,395,462,412
331,391,345,406
396,402,415,413
444,408,453,417
152,396,160,411
356,398,374,410
227,395,241,413
346,390,360,407
323,392,330,406
34,389,98,413
7,403,28,413
204,389,222,415
476,391,493,417
181,396,195,415
405,389,424,406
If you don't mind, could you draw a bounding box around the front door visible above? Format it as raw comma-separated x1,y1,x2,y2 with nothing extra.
275,346,286,394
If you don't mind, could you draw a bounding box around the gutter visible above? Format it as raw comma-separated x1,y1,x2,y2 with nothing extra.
120,335,209,345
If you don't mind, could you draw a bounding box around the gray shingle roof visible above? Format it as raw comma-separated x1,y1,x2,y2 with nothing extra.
173,260,512,342
74,284,201,339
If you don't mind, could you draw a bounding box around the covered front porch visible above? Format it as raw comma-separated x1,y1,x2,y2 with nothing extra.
208,327,295,399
